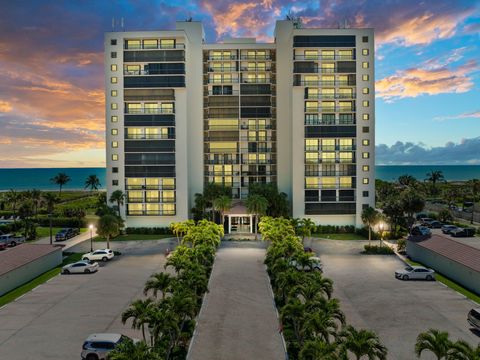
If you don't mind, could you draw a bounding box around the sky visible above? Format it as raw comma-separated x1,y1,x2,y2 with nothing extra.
0,0,479,168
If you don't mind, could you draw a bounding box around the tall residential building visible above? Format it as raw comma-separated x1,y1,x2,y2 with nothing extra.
105,20,375,232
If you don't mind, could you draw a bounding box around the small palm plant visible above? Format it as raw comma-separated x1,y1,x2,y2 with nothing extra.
121,298,154,343
144,272,174,300
415,329,453,360
339,325,387,360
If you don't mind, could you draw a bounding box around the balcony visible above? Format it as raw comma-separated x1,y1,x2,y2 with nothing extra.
305,93,356,100
124,69,185,76
127,210,176,216
126,185,176,190
206,171,240,176
125,134,173,140
240,67,272,72
125,108,174,115
207,125,239,131
294,80,356,87
305,171,357,176
127,197,144,203
240,124,272,130
241,78,271,84
124,43,185,50
242,159,273,164
206,89,239,96
305,106,356,113
305,159,356,164
294,55,355,61
208,55,237,60
208,78,239,84
208,67,237,72
240,55,271,60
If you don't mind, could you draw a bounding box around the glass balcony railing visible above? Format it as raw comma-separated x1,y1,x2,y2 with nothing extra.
124,43,185,50
125,134,173,140
294,54,355,61
125,108,174,114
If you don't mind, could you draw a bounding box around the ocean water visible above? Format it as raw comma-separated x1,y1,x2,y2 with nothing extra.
0,166,479,191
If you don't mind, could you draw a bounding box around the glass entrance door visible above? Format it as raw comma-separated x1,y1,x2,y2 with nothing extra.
230,216,251,233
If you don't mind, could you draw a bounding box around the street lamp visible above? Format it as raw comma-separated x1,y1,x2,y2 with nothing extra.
379,222,384,247
89,224,94,252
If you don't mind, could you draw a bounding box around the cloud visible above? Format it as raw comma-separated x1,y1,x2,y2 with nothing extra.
376,138,480,165
434,111,480,121
376,60,479,101
0,100,12,112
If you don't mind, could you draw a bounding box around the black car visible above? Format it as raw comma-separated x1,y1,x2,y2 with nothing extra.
451,228,476,238
55,228,77,241
427,220,443,229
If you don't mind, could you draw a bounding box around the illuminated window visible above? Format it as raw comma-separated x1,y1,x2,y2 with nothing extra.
362,74,369,81
363,139,370,146
363,165,369,172
126,39,141,49
362,62,369,69
111,64,117,72
362,152,370,159
112,154,118,161
162,190,175,202
321,50,334,60
209,142,237,152
362,49,369,56
161,103,174,113
143,39,158,49
363,100,369,107
111,103,118,110
321,101,335,111
321,139,335,151
248,131,256,141
321,152,335,163
362,88,369,94
363,113,369,120
305,152,318,163
162,178,175,189
257,62,266,71
126,103,141,113
111,90,117,97
339,152,353,163
363,178,370,184
111,129,118,135
111,77,117,84
112,141,118,148
339,177,352,188
305,177,319,189
305,50,318,60
111,116,118,122
305,139,318,151
160,39,175,49
306,101,318,111
322,177,336,189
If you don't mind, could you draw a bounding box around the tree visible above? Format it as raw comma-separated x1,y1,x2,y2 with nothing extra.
144,272,174,300
18,200,36,239
467,179,480,224
297,218,316,244
400,189,425,232
299,340,339,360
339,325,387,360
382,197,405,239
249,182,290,217
97,214,120,249
5,189,20,221
398,174,417,188
121,298,154,343
245,194,268,240
109,190,125,218
108,340,160,360
50,172,71,194
425,170,445,195
84,174,101,191
415,329,453,360
361,206,380,246
170,220,195,245
29,189,42,219
449,339,480,360
213,195,232,228
438,209,453,223
42,192,59,214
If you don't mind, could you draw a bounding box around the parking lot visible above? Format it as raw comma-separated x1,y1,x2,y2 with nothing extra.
308,239,480,360
0,240,174,360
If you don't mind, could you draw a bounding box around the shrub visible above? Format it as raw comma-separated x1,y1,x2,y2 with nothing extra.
362,245,394,255
356,226,380,239
35,217,86,228
315,225,355,234
0,221,23,234
397,239,406,253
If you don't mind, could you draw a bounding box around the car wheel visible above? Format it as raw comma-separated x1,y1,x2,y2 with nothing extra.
63,269,70,274
84,269,91,274
102,257,108,262
402,275,409,281
10,242,16,247
426,275,433,281
82,257,89,261
86,354,99,360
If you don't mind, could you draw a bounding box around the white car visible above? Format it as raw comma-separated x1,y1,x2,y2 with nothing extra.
82,249,114,262
62,260,99,274
291,256,323,272
395,265,435,281
81,333,138,360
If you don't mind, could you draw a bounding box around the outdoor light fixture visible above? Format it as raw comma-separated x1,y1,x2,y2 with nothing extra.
89,224,94,252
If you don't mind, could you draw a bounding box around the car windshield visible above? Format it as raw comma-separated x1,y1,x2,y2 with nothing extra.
404,266,413,272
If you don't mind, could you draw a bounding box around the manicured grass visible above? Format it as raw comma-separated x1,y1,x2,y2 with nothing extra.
93,234,174,242
406,259,480,304
35,227,87,238
311,233,368,240
0,253,83,307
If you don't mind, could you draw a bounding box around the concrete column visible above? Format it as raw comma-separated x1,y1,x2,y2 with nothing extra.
228,215,231,234
250,215,253,233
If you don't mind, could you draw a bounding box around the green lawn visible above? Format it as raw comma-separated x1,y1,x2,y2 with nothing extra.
93,234,174,242
406,259,480,304
0,253,83,307
311,233,368,240
35,227,87,238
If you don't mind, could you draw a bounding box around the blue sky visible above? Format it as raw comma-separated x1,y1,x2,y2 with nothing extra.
0,0,479,167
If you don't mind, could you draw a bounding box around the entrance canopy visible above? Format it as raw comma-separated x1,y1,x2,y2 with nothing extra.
225,202,252,233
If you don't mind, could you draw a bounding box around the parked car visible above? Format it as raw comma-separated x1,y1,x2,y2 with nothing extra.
419,217,434,224
410,226,431,236
0,233,26,247
62,260,99,274
55,228,77,241
451,228,476,238
81,333,138,360
0,241,7,251
441,224,458,234
303,246,314,253
395,265,435,281
425,220,443,229
468,308,480,330
415,213,429,221
82,249,114,262
290,256,323,272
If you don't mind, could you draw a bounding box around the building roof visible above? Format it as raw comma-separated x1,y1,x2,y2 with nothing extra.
413,235,480,273
0,244,62,277
224,202,249,215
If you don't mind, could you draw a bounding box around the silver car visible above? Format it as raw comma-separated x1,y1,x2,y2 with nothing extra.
290,256,323,272
395,265,435,281
81,333,136,360
62,261,99,274
468,308,480,330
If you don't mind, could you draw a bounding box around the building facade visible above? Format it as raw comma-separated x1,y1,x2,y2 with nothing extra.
105,20,375,230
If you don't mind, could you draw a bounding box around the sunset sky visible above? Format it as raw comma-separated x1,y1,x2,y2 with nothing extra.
0,0,479,168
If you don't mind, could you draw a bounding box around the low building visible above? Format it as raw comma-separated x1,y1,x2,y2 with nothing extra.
407,234,480,295
0,244,63,296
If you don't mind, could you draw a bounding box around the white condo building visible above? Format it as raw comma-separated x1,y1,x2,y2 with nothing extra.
105,20,375,232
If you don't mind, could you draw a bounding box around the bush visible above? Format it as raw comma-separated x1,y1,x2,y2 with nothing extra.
355,226,380,239
362,245,394,255
397,238,406,253
315,225,355,234
35,217,86,228
0,221,23,234
125,227,172,235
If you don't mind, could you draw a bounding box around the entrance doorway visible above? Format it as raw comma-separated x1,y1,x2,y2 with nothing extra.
229,216,252,233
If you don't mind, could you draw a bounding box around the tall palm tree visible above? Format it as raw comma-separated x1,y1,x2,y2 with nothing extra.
449,339,480,360
42,192,59,214
97,214,120,249
299,340,339,360
415,329,453,360
121,298,154,342
50,172,71,194
144,272,174,300
5,189,20,220
304,310,340,344
361,206,380,246
245,194,268,240
30,189,42,219
398,174,417,188
425,170,445,194
213,195,232,228
339,325,387,360
84,174,101,191
298,218,316,244
108,340,160,360
109,190,125,218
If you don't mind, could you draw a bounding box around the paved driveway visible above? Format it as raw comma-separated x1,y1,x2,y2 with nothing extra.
309,239,479,360
0,242,173,360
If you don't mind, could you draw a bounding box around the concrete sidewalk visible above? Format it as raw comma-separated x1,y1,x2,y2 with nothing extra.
188,245,285,360
34,230,96,251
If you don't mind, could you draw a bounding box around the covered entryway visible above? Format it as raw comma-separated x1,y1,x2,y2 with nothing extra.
224,202,253,234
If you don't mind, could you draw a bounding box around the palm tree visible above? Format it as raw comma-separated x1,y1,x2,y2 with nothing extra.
109,190,125,218
30,189,42,219
121,298,154,342
144,272,173,300
467,179,480,224
415,329,453,359
50,172,71,194
398,174,417,188
97,214,120,249
425,170,445,194
304,310,340,344
213,195,232,228
245,194,268,240
299,340,339,360
361,206,380,246
281,299,307,347
5,189,20,221
340,325,387,360
400,189,426,232
298,218,316,244
108,340,160,360
42,192,59,214
84,174,101,191
449,339,480,360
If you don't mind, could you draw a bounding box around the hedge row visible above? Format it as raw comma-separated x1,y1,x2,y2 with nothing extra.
125,227,172,235
314,225,356,234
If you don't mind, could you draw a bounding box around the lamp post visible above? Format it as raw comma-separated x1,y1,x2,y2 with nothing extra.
379,222,384,247
89,224,94,252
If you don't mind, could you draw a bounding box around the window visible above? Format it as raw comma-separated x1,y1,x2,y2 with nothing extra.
362,152,370,159
362,204,369,210
322,177,336,189
111,103,118,110
362,165,369,172
363,100,369,107
305,139,318,151
160,39,175,49
362,126,369,133
305,152,318,163
111,77,117,84
362,62,369,69
111,90,117,97
362,36,368,43
111,129,118,135
339,177,352,188
112,180,119,186
362,113,369,121
306,101,318,111
338,50,352,59
362,74,369,81
339,152,353,163
321,152,335,163
110,39,117,46
363,178,369,184
111,64,117,72
112,167,118,173
321,50,334,60
362,139,370,146
111,115,118,122
111,52,117,58
126,39,141,49
362,49,369,55
305,177,319,189
363,191,369,197
362,88,369,94
112,154,118,161
304,50,318,60
112,141,118,148
143,39,158,49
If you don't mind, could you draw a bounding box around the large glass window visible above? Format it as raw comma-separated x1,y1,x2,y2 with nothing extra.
321,50,334,60
143,39,158,49
160,39,175,49
322,177,336,189
304,50,318,60
126,40,141,49
321,152,335,163
340,177,352,188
